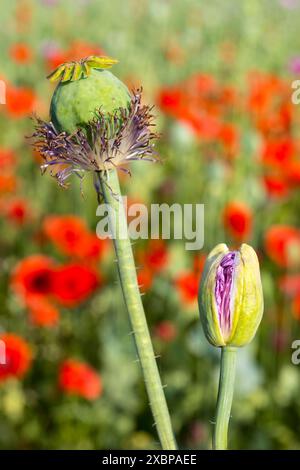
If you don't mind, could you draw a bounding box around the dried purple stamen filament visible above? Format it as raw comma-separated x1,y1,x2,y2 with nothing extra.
215,251,237,339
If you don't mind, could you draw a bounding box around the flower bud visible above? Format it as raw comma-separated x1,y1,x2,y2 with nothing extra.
49,57,130,133
198,243,263,347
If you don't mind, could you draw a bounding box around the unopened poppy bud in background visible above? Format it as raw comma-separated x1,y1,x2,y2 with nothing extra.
198,243,263,347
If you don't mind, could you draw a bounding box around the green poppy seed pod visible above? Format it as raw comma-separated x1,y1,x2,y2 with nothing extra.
49,57,131,134
198,243,263,347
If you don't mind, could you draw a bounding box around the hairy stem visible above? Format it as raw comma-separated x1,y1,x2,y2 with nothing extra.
213,346,237,450
98,169,176,450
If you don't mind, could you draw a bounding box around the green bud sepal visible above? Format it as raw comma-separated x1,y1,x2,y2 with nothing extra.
198,243,264,348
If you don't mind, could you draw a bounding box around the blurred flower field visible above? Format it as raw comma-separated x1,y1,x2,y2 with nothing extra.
0,0,300,449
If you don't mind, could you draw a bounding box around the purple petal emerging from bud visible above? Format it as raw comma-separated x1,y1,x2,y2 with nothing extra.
199,243,263,348
215,251,238,339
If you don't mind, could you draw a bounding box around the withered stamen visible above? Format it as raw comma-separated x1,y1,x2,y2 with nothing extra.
30,90,159,195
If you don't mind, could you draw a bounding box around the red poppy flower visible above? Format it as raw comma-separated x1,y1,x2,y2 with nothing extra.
175,271,199,305
247,72,287,115
263,173,290,198
11,255,56,300
52,264,100,306
186,111,222,140
247,72,293,136
67,40,104,62
154,321,177,342
43,215,89,257
157,87,185,115
256,109,293,137
286,160,300,186
137,267,153,292
26,295,60,328
59,359,102,400
9,43,33,63
193,254,206,275
0,174,17,194
43,215,106,260
45,49,69,72
0,148,16,170
191,73,218,95
80,234,109,261
6,85,36,117
140,240,169,273
4,198,31,225
45,40,104,71
261,138,294,167
222,201,253,240
0,334,32,381
218,123,239,157
157,74,240,160
264,225,300,268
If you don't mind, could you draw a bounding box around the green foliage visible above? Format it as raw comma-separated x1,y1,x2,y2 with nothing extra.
0,0,299,450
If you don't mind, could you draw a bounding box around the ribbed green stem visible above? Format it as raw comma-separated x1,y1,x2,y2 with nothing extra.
213,346,237,450
99,169,176,450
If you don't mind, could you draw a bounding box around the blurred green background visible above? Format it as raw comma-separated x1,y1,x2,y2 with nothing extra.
0,0,300,449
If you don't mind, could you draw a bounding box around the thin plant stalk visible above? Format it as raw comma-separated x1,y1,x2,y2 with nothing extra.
213,346,237,450
98,169,177,450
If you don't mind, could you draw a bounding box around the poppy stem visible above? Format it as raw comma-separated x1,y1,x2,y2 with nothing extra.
98,169,177,450
213,346,237,450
